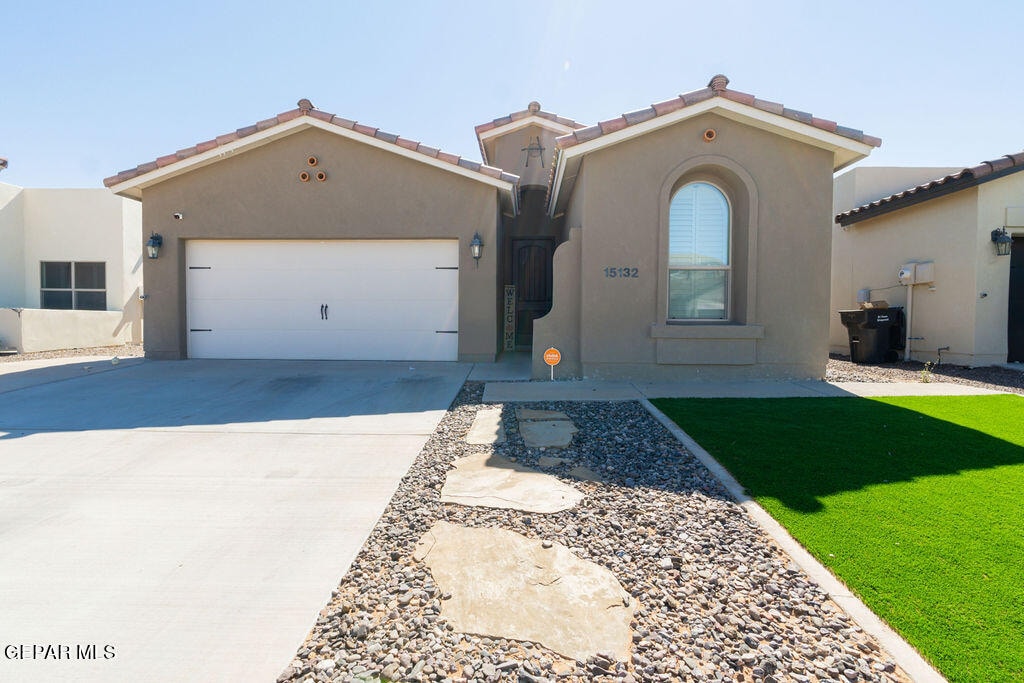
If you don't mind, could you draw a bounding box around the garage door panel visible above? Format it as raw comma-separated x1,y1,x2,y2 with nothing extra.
189,240,459,270
330,300,458,331
188,329,458,361
189,269,458,303
189,298,458,333
187,240,461,360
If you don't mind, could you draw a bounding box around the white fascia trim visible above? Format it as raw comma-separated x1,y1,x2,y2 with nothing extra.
476,116,579,144
548,153,570,217
110,116,517,199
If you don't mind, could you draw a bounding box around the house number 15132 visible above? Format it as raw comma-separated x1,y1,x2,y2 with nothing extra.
603,267,638,278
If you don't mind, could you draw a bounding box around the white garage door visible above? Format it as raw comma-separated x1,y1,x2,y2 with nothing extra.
186,240,459,360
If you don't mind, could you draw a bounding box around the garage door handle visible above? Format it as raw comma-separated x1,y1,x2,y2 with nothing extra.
320,304,325,320
324,304,328,320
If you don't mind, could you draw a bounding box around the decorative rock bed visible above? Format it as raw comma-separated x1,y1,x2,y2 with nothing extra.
279,382,908,682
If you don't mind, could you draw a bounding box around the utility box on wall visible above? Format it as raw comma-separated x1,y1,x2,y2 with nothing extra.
914,261,935,284
897,261,935,285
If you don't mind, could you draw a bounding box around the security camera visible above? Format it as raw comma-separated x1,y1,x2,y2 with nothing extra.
172,212,183,220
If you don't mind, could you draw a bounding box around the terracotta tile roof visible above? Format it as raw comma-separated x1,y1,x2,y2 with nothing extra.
554,75,882,151
836,150,1024,225
474,101,586,136
104,99,519,188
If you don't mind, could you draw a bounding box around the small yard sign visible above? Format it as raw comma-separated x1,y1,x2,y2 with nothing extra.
543,347,561,380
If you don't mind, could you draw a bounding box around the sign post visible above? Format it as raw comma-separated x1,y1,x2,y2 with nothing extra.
543,347,561,381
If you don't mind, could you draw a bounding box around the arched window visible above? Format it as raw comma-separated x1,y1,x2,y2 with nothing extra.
668,181,730,320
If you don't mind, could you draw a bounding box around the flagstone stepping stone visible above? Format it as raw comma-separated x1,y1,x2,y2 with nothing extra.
519,419,578,448
413,521,636,663
465,407,506,444
440,453,583,513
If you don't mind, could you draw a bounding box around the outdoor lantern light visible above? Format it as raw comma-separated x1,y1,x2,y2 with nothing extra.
991,228,1012,256
146,232,163,259
469,232,484,267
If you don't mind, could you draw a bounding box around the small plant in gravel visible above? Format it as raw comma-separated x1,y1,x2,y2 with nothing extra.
920,361,933,383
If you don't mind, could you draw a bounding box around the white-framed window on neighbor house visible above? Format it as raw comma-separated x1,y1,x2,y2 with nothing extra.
668,181,730,320
40,261,107,310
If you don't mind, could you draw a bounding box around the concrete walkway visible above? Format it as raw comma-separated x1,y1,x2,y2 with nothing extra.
483,377,1005,402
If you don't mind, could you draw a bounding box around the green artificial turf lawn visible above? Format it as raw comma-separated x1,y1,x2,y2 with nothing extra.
651,395,1024,683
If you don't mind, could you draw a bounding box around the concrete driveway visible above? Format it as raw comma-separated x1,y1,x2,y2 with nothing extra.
0,359,469,682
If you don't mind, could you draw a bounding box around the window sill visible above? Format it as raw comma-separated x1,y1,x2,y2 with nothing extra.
650,323,764,340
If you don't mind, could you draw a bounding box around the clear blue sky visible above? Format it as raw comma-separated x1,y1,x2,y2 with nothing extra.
3,0,1022,188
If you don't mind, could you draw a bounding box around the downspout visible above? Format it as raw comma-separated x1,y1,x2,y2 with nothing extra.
904,282,914,361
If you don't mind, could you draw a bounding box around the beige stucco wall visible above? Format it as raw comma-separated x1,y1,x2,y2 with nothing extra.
831,170,1024,366
137,126,502,361
0,307,135,353
830,190,979,364
0,183,26,308
532,226,582,378
487,124,562,188
0,185,143,348
21,189,141,314
534,112,835,380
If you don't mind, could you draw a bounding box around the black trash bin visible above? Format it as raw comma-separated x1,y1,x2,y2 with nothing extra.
839,307,904,363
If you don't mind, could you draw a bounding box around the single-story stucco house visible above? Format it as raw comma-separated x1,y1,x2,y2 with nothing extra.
831,153,1024,366
0,181,144,352
104,75,879,379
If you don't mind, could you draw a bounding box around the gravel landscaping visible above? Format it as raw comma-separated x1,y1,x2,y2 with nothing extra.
0,343,144,363
826,354,1024,394
279,383,909,683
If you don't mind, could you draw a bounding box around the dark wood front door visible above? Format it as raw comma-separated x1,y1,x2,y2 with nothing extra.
1009,237,1024,362
512,238,554,350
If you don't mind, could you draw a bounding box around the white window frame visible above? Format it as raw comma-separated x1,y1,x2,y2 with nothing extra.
667,181,732,322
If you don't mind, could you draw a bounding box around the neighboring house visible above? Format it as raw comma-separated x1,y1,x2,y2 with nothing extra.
831,153,1024,366
105,76,879,379
0,181,143,352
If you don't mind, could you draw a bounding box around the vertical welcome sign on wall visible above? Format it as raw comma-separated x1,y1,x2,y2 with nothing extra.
503,285,516,351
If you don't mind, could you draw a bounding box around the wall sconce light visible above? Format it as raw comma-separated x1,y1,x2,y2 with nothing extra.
991,228,1012,256
146,232,163,259
469,232,484,267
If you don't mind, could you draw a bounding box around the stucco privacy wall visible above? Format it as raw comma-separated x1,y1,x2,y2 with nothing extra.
0,183,26,307
140,126,501,361
535,113,834,380
0,308,133,353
